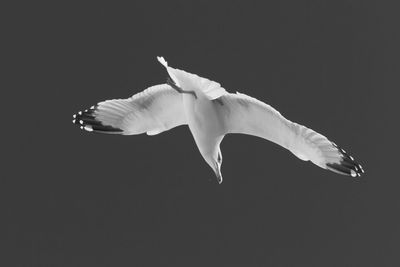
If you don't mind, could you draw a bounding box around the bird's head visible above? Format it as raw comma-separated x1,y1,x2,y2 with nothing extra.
205,147,223,184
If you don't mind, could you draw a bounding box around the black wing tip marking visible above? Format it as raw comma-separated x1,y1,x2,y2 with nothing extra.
72,105,123,133
326,142,365,178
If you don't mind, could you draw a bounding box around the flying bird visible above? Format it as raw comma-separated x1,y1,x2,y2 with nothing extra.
72,57,364,183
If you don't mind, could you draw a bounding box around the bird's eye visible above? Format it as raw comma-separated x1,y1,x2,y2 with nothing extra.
217,152,222,163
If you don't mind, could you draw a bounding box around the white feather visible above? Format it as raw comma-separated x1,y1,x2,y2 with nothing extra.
94,84,186,135
217,92,343,170
157,56,227,100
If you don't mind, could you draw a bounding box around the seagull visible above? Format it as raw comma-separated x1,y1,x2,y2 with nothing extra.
72,57,364,183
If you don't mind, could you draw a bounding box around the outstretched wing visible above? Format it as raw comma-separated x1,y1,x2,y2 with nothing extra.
217,92,364,177
72,84,186,135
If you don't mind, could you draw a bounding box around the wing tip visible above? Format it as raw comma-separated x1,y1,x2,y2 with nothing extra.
72,105,124,134
326,143,364,178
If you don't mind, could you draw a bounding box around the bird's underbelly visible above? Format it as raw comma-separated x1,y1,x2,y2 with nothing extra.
183,96,223,147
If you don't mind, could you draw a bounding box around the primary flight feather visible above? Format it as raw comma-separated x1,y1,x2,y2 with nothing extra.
72,57,364,183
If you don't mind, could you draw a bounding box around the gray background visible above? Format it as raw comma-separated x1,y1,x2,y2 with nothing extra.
3,1,399,266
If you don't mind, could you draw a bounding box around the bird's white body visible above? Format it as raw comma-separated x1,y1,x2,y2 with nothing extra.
184,93,223,156
73,57,364,182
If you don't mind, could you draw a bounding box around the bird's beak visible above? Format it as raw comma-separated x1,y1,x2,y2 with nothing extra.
215,165,223,184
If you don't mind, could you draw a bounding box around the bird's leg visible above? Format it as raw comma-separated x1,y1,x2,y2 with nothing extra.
167,77,197,99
